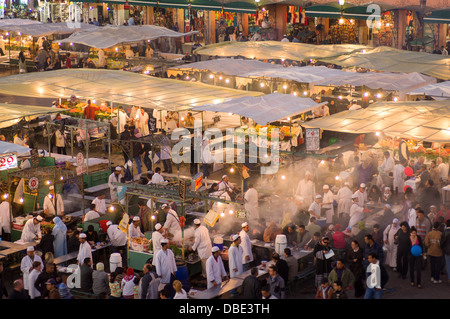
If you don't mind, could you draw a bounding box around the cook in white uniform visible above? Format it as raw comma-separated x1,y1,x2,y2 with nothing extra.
206,246,227,289
151,223,164,266
20,246,43,293
348,194,365,228
239,222,253,271
295,171,315,209
43,185,64,217
108,167,122,203
155,238,177,284
377,151,394,189
129,216,145,238
0,198,11,239
77,233,93,267
228,234,244,278
92,195,106,215
308,195,322,220
322,185,334,224
244,183,259,222
353,183,367,207
337,182,353,216
189,219,212,277
21,215,43,242
162,204,181,240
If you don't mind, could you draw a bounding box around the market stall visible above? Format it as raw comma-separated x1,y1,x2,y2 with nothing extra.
406,81,450,100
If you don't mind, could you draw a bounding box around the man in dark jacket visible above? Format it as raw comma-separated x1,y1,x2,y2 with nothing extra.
363,234,384,268
139,263,155,299
34,263,57,298
240,267,261,299
313,237,334,288
80,257,93,293
271,252,289,285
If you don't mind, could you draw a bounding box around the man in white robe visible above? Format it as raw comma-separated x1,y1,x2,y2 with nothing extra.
20,246,43,293
21,215,43,242
322,184,335,224
189,219,212,277
137,108,150,137
77,233,92,267
295,171,315,209
239,222,253,271
393,160,406,195
244,183,259,222
162,204,181,240
155,239,177,284
377,151,394,189
92,195,106,215
117,107,129,134
383,217,400,269
149,167,167,185
228,234,243,278
206,246,227,289
308,195,322,220
0,199,11,240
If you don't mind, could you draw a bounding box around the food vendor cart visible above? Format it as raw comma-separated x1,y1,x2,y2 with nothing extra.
6,166,85,241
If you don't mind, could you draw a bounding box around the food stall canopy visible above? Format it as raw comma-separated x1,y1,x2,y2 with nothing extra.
315,71,436,93
0,22,100,36
193,41,371,62
193,92,327,125
0,103,60,129
56,24,200,49
407,81,450,99
302,100,450,143
320,46,450,80
0,140,30,156
75,0,257,13
0,69,262,111
423,7,450,24
0,18,42,27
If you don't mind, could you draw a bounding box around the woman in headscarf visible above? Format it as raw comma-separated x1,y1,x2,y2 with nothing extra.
121,268,137,299
52,217,67,258
381,186,394,205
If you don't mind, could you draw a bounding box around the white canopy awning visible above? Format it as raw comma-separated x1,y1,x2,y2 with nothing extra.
0,22,99,37
0,69,262,111
0,18,42,27
0,140,30,156
0,103,60,129
193,92,327,125
56,25,199,49
407,81,450,99
302,100,450,143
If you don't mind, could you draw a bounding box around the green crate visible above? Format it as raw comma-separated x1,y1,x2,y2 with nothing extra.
83,170,110,188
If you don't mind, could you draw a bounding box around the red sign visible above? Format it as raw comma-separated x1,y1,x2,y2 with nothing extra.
0,153,17,171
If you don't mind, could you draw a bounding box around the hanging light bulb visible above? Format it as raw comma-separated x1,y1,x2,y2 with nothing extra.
260,83,265,88
230,167,235,173
283,85,287,90
225,78,230,83
209,74,214,79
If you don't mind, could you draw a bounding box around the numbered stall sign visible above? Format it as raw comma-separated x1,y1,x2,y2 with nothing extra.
29,177,39,191
0,152,18,171
305,128,320,152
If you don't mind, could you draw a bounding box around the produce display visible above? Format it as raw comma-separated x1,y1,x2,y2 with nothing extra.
130,237,150,252
235,125,301,141
57,101,116,121
376,138,450,162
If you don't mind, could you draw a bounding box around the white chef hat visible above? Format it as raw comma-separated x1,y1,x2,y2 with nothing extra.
106,221,112,226
115,166,122,171
315,194,322,199
323,185,329,189
384,187,390,191
360,183,366,188
241,222,248,228
232,234,240,241
155,223,162,230
222,175,228,179
212,246,220,252
36,215,43,221
79,233,87,238
344,182,350,186
194,219,201,225
352,194,358,199
133,216,140,221
27,246,35,251
161,204,169,209
161,238,169,244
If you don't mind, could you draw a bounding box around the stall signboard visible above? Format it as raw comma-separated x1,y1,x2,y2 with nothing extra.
190,172,203,192
305,128,320,151
76,152,86,175
178,179,187,201
28,177,39,191
0,152,18,171
149,117,157,133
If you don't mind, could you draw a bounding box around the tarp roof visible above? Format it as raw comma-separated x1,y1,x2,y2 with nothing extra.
0,18,42,27
0,140,31,156
302,100,450,143
305,2,396,19
0,22,99,37
407,81,450,98
0,69,262,111
170,59,436,90
194,41,371,62
56,25,199,49
193,92,327,125
320,46,450,80
0,103,60,129
194,42,450,80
